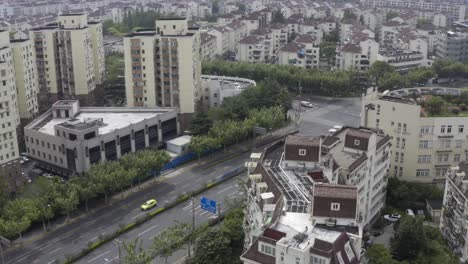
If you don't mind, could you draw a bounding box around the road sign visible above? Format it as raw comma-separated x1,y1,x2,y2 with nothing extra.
200,197,217,214
253,126,266,135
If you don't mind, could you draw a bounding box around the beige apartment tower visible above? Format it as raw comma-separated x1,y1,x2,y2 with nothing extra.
10,38,39,121
362,88,468,184
0,30,22,191
124,18,202,129
30,14,105,110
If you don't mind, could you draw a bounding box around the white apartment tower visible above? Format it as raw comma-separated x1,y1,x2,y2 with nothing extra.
10,38,39,120
124,18,202,129
0,30,21,189
362,87,468,184
30,14,105,109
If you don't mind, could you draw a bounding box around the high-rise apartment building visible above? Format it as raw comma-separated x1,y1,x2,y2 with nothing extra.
124,18,202,128
436,31,468,62
362,87,468,184
0,30,21,190
10,38,39,121
30,14,105,110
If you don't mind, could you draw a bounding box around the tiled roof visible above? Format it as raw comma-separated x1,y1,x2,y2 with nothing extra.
239,35,262,44
339,43,361,53
296,34,316,44
313,184,357,199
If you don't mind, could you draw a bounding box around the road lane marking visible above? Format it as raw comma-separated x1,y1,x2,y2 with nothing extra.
84,219,97,227
131,211,147,219
47,260,56,264
49,248,62,255
149,231,163,240
228,191,239,197
169,190,176,194
104,256,119,263
199,211,209,216
32,260,39,263
138,224,159,237
87,251,110,263
217,185,234,194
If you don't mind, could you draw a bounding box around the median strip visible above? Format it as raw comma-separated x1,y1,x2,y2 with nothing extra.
64,166,247,264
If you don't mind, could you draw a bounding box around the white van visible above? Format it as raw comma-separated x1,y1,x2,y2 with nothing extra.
406,209,415,217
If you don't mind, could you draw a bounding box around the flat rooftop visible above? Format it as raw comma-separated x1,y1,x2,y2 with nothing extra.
29,107,176,136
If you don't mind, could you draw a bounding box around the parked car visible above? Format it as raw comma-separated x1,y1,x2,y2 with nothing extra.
141,199,158,211
300,101,315,108
384,214,401,222
234,82,241,89
406,209,415,217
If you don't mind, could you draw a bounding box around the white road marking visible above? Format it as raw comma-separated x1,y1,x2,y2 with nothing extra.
199,210,209,216
49,248,62,255
88,233,104,242
138,224,159,237
169,196,177,201
217,185,234,194
84,219,97,227
228,191,240,197
32,260,39,263
47,260,56,264
131,211,147,219
149,231,163,240
104,256,119,263
86,250,110,263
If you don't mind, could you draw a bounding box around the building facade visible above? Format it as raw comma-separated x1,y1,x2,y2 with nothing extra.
24,100,179,175
362,87,468,184
30,14,105,109
10,38,39,121
436,31,468,62
441,162,468,262
0,30,22,192
124,18,202,128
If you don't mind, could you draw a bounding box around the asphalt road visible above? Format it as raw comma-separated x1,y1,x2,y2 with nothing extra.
76,177,243,264
294,96,362,136
6,150,249,264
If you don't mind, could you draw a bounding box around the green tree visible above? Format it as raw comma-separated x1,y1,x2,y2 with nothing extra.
369,61,395,84
392,217,426,261
323,30,340,42
271,10,285,23
386,11,399,21
152,222,191,264
343,9,357,20
425,96,445,116
192,229,232,264
220,207,244,248
320,42,337,66
190,112,213,135
121,237,153,264
366,244,400,264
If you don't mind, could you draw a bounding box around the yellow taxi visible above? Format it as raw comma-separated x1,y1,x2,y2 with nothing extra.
141,199,158,211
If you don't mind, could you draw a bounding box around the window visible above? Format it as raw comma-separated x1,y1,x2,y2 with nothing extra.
398,123,402,132
403,123,407,133
296,257,301,264
331,203,340,211
354,139,360,146
401,138,406,149
394,166,398,177
344,241,355,261
439,139,451,148
280,252,284,262
400,153,404,163
299,149,306,156
455,154,461,162
419,140,432,149
456,140,463,148
441,125,446,133
420,126,433,135
399,167,403,177
396,137,400,148
418,155,431,163
416,169,430,177
447,125,452,133
459,125,464,133
260,243,275,257
395,152,399,162
312,257,326,264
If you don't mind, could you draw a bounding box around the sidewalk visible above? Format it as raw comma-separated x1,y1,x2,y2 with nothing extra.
5,123,298,252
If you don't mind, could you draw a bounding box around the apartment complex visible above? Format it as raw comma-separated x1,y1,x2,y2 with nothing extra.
436,31,468,62
441,162,468,262
30,14,105,109
24,100,179,175
124,18,202,128
241,126,391,263
362,88,468,184
10,38,39,121
0,30,22,190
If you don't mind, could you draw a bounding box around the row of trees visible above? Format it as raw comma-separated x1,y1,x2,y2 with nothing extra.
202,60,363,97
385,177,443,211
0,150,170,239
190,106,286,158
121,197,246,264
366,217,458,264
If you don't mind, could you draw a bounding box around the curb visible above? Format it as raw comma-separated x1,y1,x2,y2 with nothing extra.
64,167,247,264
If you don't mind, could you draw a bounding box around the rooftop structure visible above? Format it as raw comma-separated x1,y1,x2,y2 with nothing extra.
24,100,179,175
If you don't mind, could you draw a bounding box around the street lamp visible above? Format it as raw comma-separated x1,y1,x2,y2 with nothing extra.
114,239,122,261
42,204,51,232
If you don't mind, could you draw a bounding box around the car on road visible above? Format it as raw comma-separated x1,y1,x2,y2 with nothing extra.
406,209,415,217
384,214,401,222
141,199,158,211
300,101,315,108
234,82,241,89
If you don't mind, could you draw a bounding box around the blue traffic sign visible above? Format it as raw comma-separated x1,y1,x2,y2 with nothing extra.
200,196,217,214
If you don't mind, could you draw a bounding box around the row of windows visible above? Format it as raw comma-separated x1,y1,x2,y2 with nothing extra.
25,136,61,152
28,147,64,164
0,151,15,161
419,139,464,149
